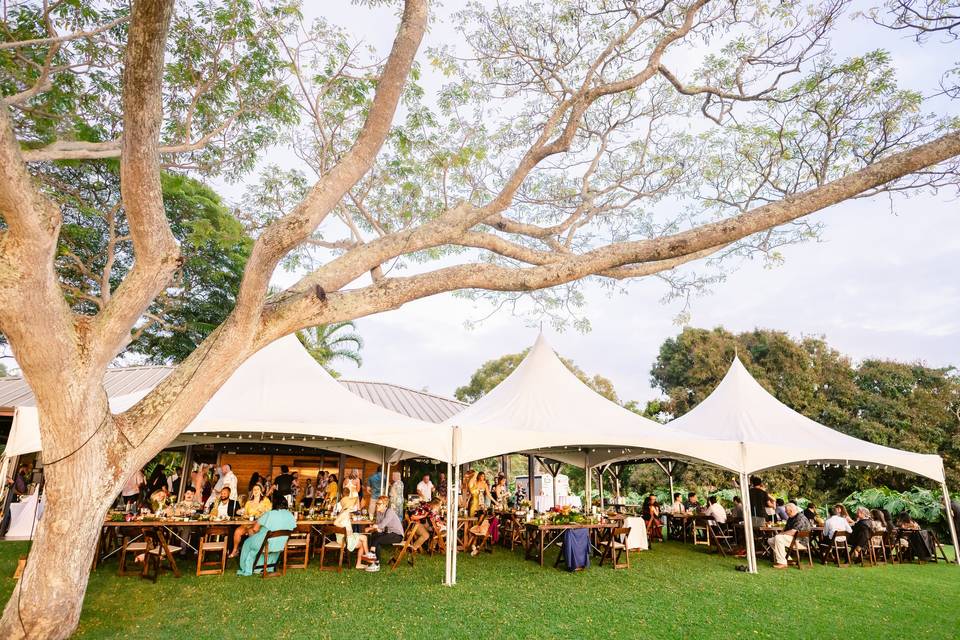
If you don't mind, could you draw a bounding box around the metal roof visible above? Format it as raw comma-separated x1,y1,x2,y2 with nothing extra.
0,366,465,423
339,379,466,423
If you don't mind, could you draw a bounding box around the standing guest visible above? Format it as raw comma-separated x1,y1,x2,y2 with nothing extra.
367,466,384,504
492,475,510,510
417,474,435,502
823,505,853,541
774,498,788,522
684,492,700,513
472,472,491,513
767,503,811,569
208,487,238,519
729,496,744,524
147,464,167,494
291,471,302,508
166,466,182,496
362,496,405,572
230,484,272,558
121,468,146,509
191,464,208,504
748,476,772,529
204,463,238,511
950,499,960,534
704,496,726,524
303,480,315,509
316,470,328,496
12,465,29,497
437,472,448,497
272,465,295,507
236,498,296,576
324,474,339,507
388,472,405,516
670,493,685,514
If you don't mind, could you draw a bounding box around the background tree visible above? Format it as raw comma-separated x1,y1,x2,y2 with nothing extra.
455,348,625,404
296,321,363,377
2,1,960,636
648,326,960,496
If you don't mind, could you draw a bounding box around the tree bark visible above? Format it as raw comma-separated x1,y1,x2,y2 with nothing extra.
0,411,122,640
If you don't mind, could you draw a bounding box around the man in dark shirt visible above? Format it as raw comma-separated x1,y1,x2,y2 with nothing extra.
273,465,294,507
748,476,772,528
802,502,818,524
684,492,700,513
849,506,875,553
767,503,810,568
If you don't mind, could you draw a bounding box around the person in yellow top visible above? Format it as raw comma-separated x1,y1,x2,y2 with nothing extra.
324,474,339,508
230,484,272,558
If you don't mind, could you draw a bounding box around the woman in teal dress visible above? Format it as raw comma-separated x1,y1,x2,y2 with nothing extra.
236,504,297,576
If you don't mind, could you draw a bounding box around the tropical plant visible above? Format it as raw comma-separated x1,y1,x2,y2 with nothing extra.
296,321,364,377
843,486,946,524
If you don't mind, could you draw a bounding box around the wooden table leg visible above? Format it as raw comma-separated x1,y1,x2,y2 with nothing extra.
539,530,545,567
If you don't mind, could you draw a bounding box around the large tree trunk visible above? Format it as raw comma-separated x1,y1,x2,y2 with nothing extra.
0,410,125,640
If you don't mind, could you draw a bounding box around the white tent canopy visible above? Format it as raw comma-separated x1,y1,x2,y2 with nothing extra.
668,356,946,483
3,335,450,463
442,334,741,469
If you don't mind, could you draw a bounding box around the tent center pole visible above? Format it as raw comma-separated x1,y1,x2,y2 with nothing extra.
940,480,960,566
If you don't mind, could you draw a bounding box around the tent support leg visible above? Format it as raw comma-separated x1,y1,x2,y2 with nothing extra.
451,462,460,585
583,450,591,513
445,460,453,585
178,445,192,503
739,472,758,574
940,481,960,566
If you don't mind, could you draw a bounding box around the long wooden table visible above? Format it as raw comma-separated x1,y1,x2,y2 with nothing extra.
98,516,374,573
523,522,615,567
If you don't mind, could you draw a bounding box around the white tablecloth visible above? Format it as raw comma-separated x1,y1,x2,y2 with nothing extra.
625,516,648,551
6,487,44,539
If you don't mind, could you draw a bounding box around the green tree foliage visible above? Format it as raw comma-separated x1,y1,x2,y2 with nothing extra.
649,327,960,495
454,349,622,404
47,163,251,363
296,321,364,377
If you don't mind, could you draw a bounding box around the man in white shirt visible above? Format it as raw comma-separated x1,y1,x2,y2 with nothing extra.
416,474,434,502
705,495,726,524
205,463,238,509
823,505,853,541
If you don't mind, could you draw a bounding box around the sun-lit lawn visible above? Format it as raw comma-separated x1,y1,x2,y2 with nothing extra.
1,539,957,639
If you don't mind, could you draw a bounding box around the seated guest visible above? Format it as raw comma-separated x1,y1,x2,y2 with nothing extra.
766,503,811,569
149,487,170,513
848,507,875,553
408,500,433,554
167,487,203,517
641,495,660,519
361,496,405,572
704,495,726,524
895,511,920,551
684,492,700,512
208,486,238,520
774,498,788,522
670,493,685,514
802,502,818,524
333,497,367,569
236,498,296,576
836,503,854,524
870,509,888,532
729,496,744,524
823,505,853,541
229,484,272,558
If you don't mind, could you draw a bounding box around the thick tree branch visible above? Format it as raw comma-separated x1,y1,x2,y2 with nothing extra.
90,0,178,369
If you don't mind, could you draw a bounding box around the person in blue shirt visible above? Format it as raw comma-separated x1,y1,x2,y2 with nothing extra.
236,501,296,576
367,466,383,510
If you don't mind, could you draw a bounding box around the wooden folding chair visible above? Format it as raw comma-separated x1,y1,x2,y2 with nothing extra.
254,529,293,578
318,525,348,572
283,523,311,571
822,532,851,567
389,522,420,571
931,532,951,562
869,531,888,566
142,529,182,582
118,527,151,577
196,525,230,576
708,521,735,557
787,530,813,570
469,513,493,556
691,517,710,547
598,526,631,569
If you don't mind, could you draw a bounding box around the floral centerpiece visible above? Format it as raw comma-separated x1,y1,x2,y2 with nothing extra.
547,505,585,525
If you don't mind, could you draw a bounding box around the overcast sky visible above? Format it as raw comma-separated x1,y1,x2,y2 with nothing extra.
263,2,960,404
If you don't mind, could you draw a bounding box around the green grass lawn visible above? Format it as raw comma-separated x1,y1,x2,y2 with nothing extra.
1,540,957,639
